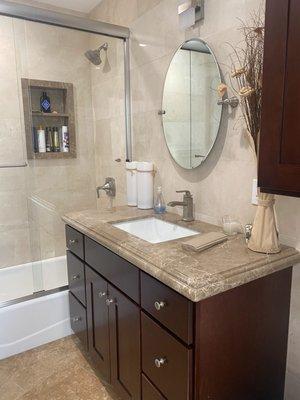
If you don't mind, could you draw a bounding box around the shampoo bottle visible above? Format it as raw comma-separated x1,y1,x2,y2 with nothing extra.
53,127,60,152
37,125,46,153
61,126,69,152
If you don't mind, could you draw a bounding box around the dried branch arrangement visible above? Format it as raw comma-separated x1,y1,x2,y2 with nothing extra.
229,13,265,155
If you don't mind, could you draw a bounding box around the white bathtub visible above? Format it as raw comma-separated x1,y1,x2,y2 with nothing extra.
0,290,72,360
0,256,68,303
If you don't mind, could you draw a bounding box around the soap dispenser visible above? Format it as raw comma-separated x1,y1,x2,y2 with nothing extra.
154,186,166,214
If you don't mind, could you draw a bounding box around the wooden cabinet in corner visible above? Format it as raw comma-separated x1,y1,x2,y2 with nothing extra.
259,0,300,196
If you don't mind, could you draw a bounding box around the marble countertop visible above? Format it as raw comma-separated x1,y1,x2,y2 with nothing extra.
62,206,300,302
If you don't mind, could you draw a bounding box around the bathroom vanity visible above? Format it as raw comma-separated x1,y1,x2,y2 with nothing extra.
63,207,300,400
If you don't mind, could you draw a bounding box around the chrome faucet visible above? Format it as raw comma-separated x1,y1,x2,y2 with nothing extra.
168,190,194,222
96,177,116,198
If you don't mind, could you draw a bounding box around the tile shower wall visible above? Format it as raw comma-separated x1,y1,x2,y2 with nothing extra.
18,21,98,262
0,16,33,268
0,17,99,268
90,0,300,398
89,35,126,209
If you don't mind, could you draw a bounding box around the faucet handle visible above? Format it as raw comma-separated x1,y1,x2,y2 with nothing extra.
176,190,192,197
96,177,116,198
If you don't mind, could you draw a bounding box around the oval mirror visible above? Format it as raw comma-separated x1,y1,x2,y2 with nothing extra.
161,38,222,169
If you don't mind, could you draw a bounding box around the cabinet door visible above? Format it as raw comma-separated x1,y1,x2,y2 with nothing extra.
67,251,86,306
86,266,111,383
65,225,84,259
142,375,166,400
69,292,88,350
108,284,141,400
259,0,300,196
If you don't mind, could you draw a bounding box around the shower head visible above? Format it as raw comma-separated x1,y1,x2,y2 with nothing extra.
84,43,108,66
85,49,101,65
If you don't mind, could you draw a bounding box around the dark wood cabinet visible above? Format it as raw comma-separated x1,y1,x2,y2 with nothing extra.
85,266,111,383
142,375,166,400
141,313,192,400
66,225,84,259
108,284,140,400
69,292,88,350
259,0,300,196
141,272,193,345
85,265,141,394
67,251,86,306
194,268,292,400
85,237,140,303
66,225,293,400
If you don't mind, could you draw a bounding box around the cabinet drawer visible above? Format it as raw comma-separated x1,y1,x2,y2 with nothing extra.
142,313,192,400
67,251,86,306
69,292,88,350
85,237,140,303
66,225,84,260
141,272,193,344
142,375,166,400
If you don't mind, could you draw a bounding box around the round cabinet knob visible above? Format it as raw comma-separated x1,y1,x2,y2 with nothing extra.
72,316,81,323
68,239,78,245
154,301,166,311
106,298,114,306
154,357,167,368
72,274,80,281
98,291,107,298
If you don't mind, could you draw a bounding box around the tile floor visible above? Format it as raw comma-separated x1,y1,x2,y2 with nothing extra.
0,336,114,400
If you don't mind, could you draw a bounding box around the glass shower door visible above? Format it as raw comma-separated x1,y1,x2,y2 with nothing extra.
0,14,126,304
0,15,43,303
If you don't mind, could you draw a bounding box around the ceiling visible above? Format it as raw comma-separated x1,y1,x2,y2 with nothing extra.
25,0,102,13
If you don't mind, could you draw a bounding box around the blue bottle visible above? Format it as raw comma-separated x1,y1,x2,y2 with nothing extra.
40,91,51,113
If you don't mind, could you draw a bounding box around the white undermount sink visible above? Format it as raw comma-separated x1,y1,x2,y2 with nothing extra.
113,217,200,244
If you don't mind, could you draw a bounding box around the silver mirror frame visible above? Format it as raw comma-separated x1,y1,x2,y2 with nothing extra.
160,38,224,170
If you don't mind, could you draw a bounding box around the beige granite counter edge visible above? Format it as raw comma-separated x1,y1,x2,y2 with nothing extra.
62,215,300,302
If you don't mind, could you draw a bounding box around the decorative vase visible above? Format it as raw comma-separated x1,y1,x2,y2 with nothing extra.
248,192,281,254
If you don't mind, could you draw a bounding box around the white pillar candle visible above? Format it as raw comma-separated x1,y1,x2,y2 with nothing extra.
137,162,154,210
126,161,138,206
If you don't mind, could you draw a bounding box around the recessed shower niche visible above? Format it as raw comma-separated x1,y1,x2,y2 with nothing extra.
21,78,76,159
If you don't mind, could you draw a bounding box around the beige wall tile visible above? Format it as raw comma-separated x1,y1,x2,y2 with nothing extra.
137,0,163,17
0,225,32,268
90,0,138,26
0,18,101,269
91,0,300,397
